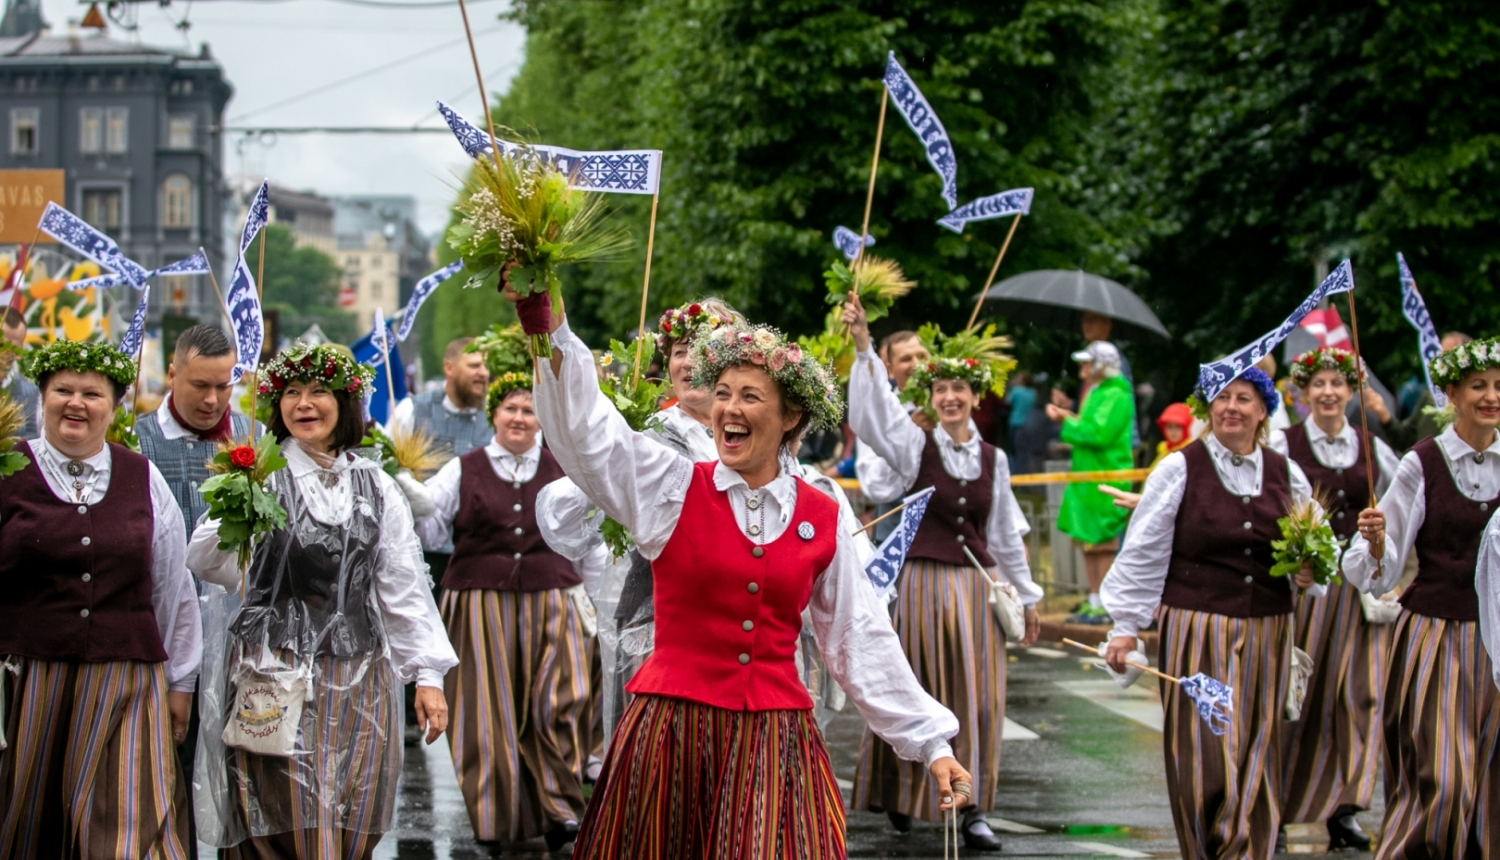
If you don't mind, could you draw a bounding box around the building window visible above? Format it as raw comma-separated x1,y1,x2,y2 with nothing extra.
162,174,192,228
167,114,194,149
80,107,102,153
10,108,37,155
106,107,128,153
170,79,194,96
82,188,122,231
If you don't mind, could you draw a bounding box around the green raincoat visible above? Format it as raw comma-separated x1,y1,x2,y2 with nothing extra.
1057,374,1135,544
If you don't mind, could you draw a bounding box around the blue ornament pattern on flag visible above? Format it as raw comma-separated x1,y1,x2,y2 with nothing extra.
369,306,388,368
864,486,936,598
436,101,662,195
832,226,875,261
883,52,958,210
1197,259,1355,402
68,249,212,291
226,181,271,384
1398,253,1448,409
119,284,150,357
936,187,1034,233
38,202,149,286
1178,672,1234,737
395,261,462,342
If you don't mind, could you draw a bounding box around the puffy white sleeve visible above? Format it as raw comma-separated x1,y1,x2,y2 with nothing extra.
536,477,605,562
147,464,201,692
985,453,1043,607
532,321,692,560
1268,427,1289,456
1374,436,1402,499
1477,511,1500,690
1101,451,1189,640
186,516,241,589
372,470,458,688
847,348,924,501
413,455,462,552
1285,460,1328,599
854,439,910,506
1343,449,1423,595
808,534,958,768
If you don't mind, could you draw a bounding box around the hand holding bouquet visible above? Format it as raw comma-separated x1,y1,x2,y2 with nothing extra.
1270,495,1342,587
200,434,290,574
823,255,914,323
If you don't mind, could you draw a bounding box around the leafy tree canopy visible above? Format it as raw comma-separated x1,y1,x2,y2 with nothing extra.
258,224,359,346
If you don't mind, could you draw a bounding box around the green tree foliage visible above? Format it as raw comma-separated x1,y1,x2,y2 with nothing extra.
257,224,359,345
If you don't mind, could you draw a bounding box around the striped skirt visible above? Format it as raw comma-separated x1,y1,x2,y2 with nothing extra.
0,657,187,860
1279,582,1389,822
572,694,845,860
441,587,590,842
852,559,1005,820
1159,606,1288,860
1375,612,1500,859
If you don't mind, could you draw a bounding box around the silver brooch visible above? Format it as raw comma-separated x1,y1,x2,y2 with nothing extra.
1231,454,1245,467
797,522,815,541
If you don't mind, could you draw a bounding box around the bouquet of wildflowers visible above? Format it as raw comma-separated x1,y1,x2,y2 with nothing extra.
1270,495,1341,587
0,391,30,477
201,433,289,572
823,255,914,323
360,425,446,480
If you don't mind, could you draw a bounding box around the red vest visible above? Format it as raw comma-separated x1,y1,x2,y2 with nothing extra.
906,434,996,567
1160,441,1295,617
1401,438,1499,621
445,446,580,592
0,441,165,662
628,461,838,711
1283,424,1378,541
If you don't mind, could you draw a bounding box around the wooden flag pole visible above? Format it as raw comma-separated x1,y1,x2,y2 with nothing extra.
1344,288,1379,507
379,317,398,423
1060,638,1181,686
199,246,231,326
852,498,907,537
965,213,1022,331
456,0,503,172
631,190,661,387
246,229,268,446
5,221,45,318
854,86,889,270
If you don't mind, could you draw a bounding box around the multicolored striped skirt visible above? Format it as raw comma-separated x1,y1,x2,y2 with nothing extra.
0,657,188,859
1376,611,1500,859
441,587,590,842
853,559,1005,820
1159,606,1288,860
1279,581,1389,822
572,694,845,860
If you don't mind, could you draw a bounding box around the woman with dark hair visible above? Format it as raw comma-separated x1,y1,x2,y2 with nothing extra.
188,344,457,858
525,289,967,859
1346,336,1500,858
1102,368,1319,860
0,340,201,858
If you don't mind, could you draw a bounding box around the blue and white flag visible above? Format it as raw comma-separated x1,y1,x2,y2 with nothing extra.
351,319,406,426
1398,252,1447,409
226,181,271,384
883,52,958,210
118,284,150,357
863,486,936,599
1197,259,1355,402
369,306,389,368
833,226,875,261
936,187,1034,233
68,249,212,291
437,101,663,196
38,202,149,286
1179,672,1234,736
395,261,462,342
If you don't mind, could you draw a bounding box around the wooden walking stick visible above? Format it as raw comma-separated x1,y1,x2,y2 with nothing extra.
965,213,1023,331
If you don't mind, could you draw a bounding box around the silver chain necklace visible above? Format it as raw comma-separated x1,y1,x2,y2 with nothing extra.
745,488,766,539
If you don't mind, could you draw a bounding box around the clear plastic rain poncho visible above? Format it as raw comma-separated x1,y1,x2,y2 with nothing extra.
195,467,402,846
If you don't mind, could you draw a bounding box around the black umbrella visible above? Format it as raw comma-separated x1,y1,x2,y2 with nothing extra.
976,269,1171,340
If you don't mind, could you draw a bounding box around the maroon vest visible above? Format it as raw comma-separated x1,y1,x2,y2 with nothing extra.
444,446,580,592
0,441,165,663
1400,438,1499,622
1160,441,1294,617
1283,424,1378,542
906,433,996,567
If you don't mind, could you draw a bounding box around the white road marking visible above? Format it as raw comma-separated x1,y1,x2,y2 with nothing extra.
1002,717,1040,740
1069,841,1151,857
835,777,854,791
1054,679,1164,732
986,817,1045,834
1020,646,1069,658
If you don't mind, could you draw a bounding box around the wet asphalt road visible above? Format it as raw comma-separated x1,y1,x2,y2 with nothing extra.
288,643,1383,859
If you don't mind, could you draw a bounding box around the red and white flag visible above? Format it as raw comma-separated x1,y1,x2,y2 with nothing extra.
1299,307,1349,348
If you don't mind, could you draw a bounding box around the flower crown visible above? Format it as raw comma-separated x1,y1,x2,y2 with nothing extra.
656,302,732,352
898,323,1014,409
1289,347,1363,389
1430,337,1500,389
23,340,137,388
257,344,375,403
907,357,991,397
487,371,533,415
1187,366,1280,421
692,323,844,433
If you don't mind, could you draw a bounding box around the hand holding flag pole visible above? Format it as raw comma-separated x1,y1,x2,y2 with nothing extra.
1061,638,1235,736
1340,266,1382,580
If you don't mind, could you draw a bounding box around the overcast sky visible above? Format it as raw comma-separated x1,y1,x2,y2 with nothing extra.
39,0,527,235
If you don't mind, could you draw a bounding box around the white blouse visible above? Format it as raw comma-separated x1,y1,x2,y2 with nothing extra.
1343,426,1500,595
846,348,1040,606
1268,420,1400,498
534,321,959,767
1473,511,1500,688
187,439,458,688
1100,435,1321,641
653,403,720,462
414,439,540,552
17,437,201,691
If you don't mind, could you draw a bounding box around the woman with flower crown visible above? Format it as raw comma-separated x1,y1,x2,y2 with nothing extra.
0,340,201,858
840,295,1041,851
413,370,592,852
1101,365,1320,860
517,284,967,859
1345,336,1500,859
1268,346,1400,850
186,344,457,859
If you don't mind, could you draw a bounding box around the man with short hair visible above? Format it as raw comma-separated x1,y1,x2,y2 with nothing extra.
0,308,37,438
858,331,930,542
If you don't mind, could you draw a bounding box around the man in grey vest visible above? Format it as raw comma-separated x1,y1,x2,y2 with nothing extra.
0,308,38,439
136,323,258,850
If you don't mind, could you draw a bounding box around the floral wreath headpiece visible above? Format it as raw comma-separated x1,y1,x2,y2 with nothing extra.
899,323,1014,408
1187,366,1280,421
257,344,375,404
1429,337,1500,389
908,357,991,397
657,302,734,352
1288,347,1364,389
23,340,137,389
487,371,533,415
692,323,844,433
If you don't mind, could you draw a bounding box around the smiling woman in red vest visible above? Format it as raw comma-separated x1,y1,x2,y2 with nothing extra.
0,340,201,858
1102,368,1318,860
414,370,592,852
1346,336,1500,859
518,285,967,860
